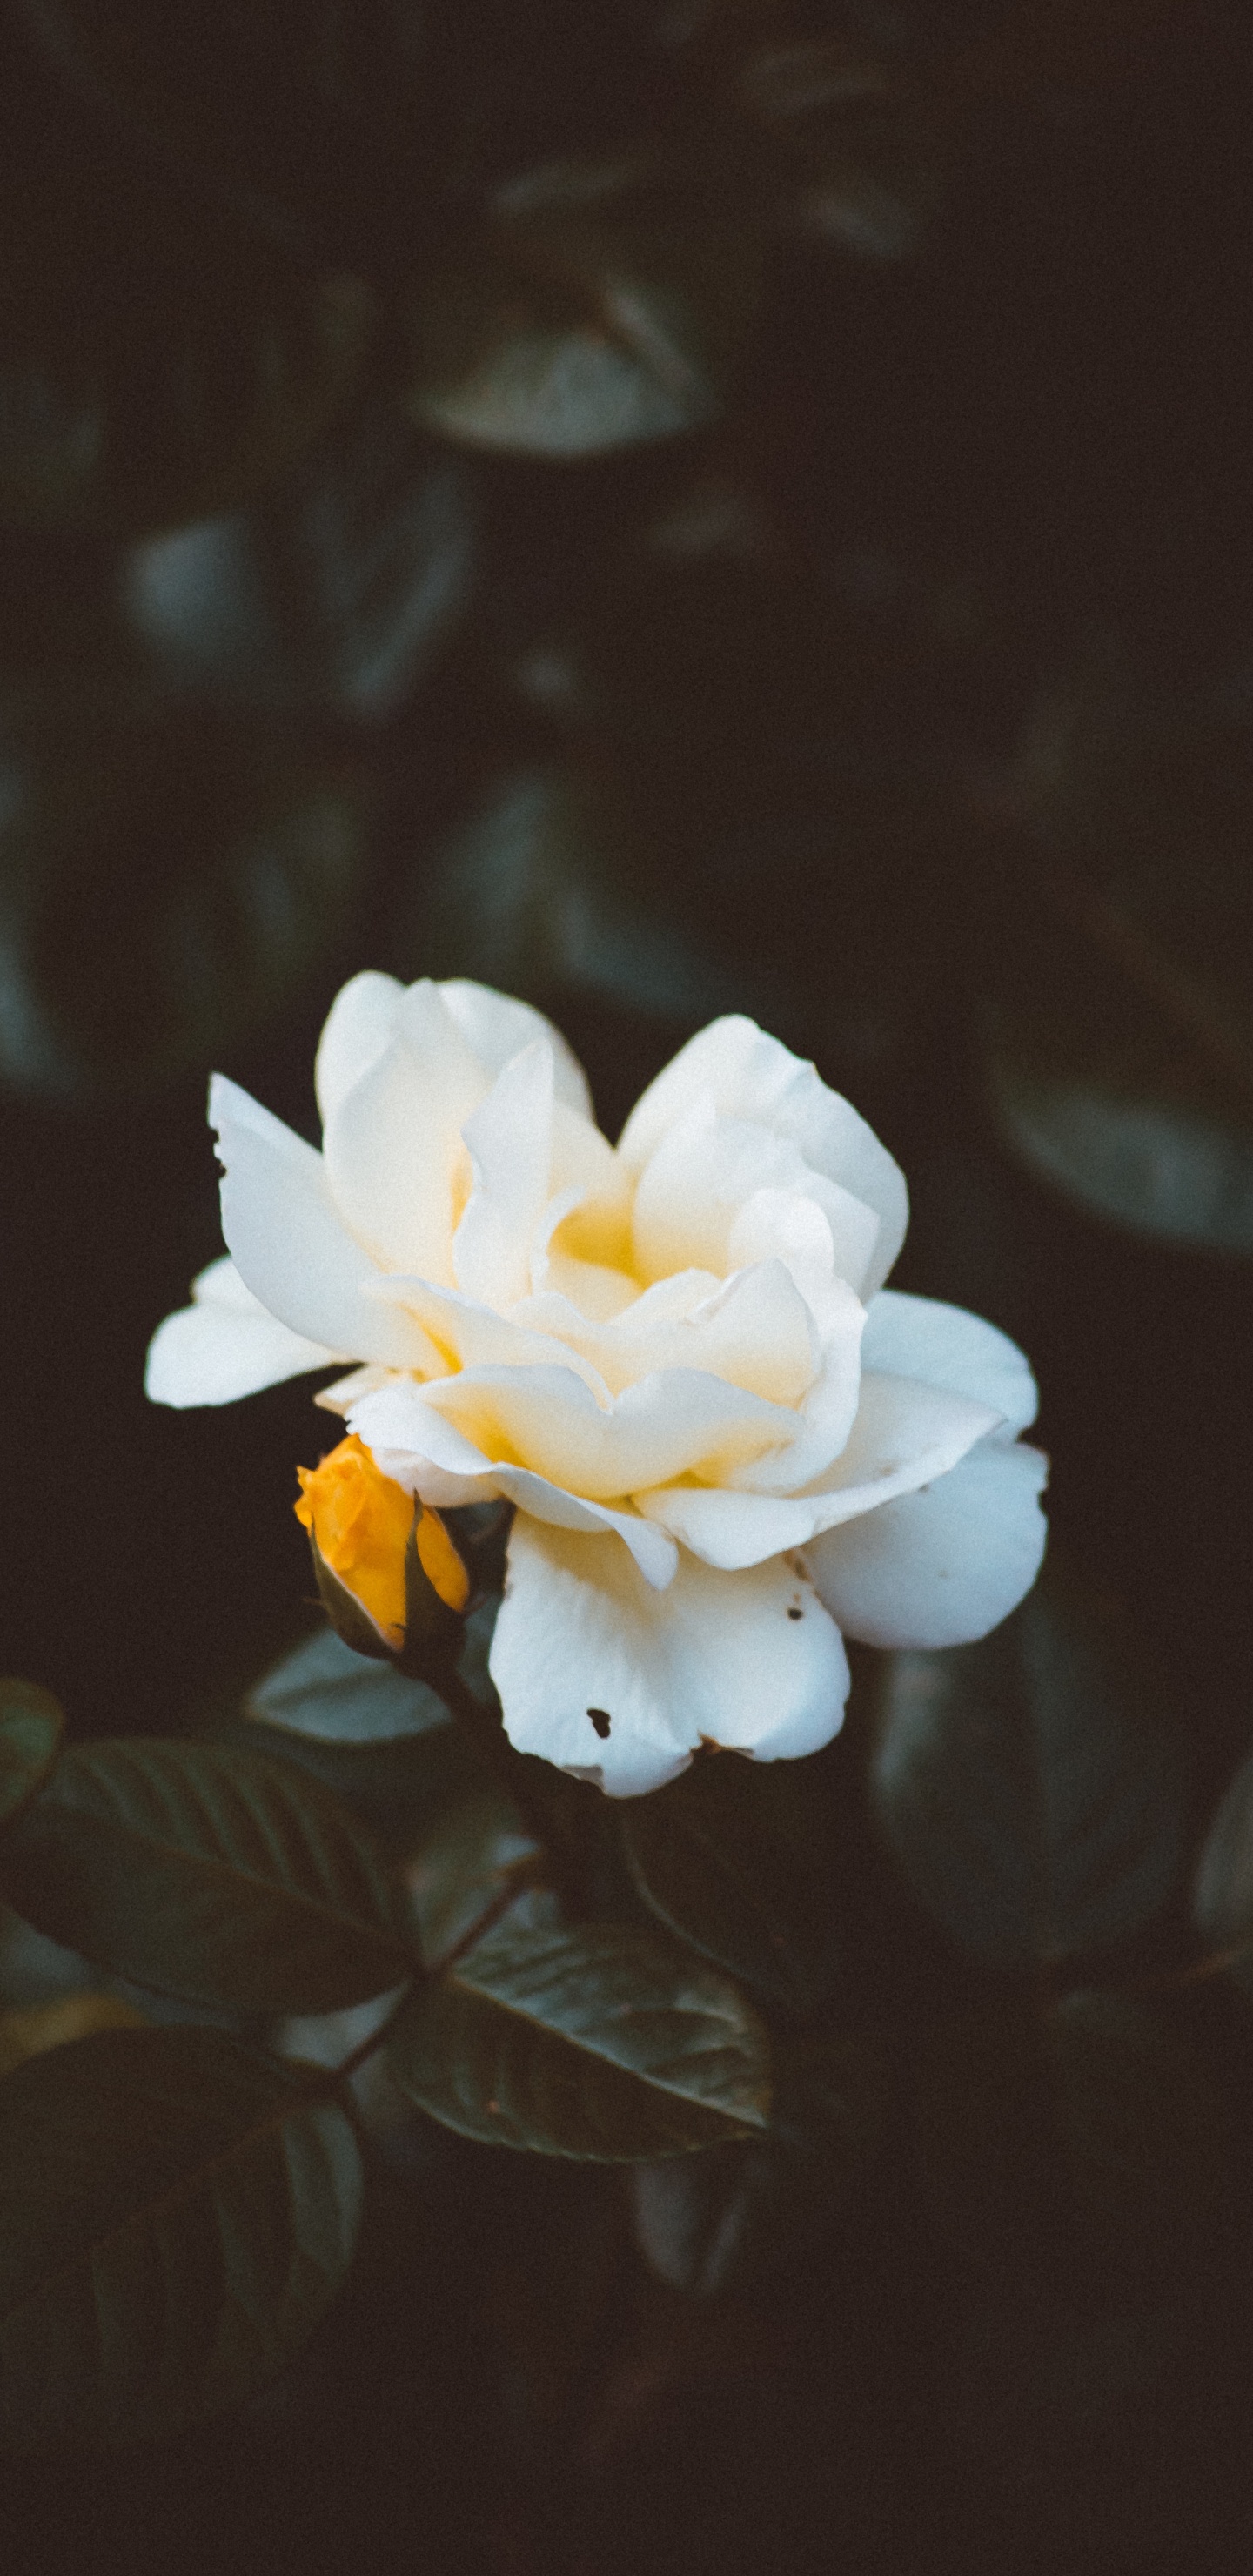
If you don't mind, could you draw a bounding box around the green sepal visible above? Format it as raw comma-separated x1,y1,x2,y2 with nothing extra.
307,1523,399,1665
306,1510,469,1683
397,1510,470,1682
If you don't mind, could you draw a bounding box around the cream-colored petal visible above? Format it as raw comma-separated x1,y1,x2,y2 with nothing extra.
487,1471,677,1587
547,1099,631,1224
618,1016,787,1171
314,971,403,1124
439,978,593,1116
489,1517,848,1795
145,1257,338,1406
513,1259,818,1405
727,1184,876,1311
365,1272,612,1399
210,1076,437,1369
636,1484,824,1568
321,984,488,1281
620,1015,908,1294
313,1362,395,1416
420,1362,795,1499
861,1291,1038,1439
348,1379,676,1584
806,1437,1049,1647
721,1281,865,1493
632,1097,877,1295
801,1370,1001,1516
533,1249,642,1319
527,1177,639,1315
453,1040,556,1308
640,1368,1002,1564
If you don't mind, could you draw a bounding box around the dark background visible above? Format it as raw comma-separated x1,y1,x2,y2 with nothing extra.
1,1,1252,2567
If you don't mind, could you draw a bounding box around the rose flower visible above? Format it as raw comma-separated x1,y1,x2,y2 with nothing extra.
148,976,1047,1794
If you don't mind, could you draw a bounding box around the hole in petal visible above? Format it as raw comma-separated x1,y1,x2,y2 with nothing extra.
586,1707,612,1739
787,1607,803,1621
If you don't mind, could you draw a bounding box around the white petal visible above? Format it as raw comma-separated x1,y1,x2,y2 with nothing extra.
547,1100,631,1228
806,1370,1002,1515
636,1485,823,1569
533,1245,641,1318
314,971,403,1124
365,1271,612,1397
453,1040,556,1308
618,1016,793,1170
145,1257,338,1406
487,1472,677,1587
513,1258,818,1404
619,1015,908,1292
727,1186,873,1320
861,1291,1038,1439
313,1362,394,1416
489,1517,849,1796
439,978,593,1117
638,1368,1001,1565
633,1096,881,1294
722,1282,865,1493
210,1075,439,1369
348,1379,677,1586
806,1437,1049,1647
420,1362,795,1499
321,984,488,1280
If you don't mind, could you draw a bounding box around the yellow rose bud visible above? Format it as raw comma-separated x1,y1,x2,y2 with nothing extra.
295,1435,470,1654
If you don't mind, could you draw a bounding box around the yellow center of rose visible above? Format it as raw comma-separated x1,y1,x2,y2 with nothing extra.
295,1434,470,1645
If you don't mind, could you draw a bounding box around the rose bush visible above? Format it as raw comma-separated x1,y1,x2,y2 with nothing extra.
147,976,1047,1793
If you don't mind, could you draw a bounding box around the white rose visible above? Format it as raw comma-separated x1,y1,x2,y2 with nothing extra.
147,975,1047,1795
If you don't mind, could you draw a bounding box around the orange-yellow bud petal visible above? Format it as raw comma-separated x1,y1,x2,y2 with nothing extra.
294,1434,472,1647
295,1434,415,1649
416,1500,472,1615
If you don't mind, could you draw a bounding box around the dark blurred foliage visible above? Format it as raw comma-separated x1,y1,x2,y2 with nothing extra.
1,0,1253,2567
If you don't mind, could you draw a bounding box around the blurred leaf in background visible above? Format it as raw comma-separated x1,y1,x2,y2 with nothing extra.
0,0,1252,2568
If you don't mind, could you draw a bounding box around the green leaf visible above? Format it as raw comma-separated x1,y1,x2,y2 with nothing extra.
981,662,1253,1251
125,407,474,722
630,2143,762,2296
871,1560,1183,1969
0,2025,361,2448
246,1625,452,1745
405,1787,546,1968
1,1740,416,2014
740,31,944,261
0,699,371,1099
0,1994,147,2076
1192,1746,1253,1980
0,1681,63,1828
631,2031,889,2293
405,211,761,459
396,764,740,1031
985,994,1253,1254
918,1993,1235,2301
621,1749,843,2016
213,1709,486,1864
388,1917,771,2159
